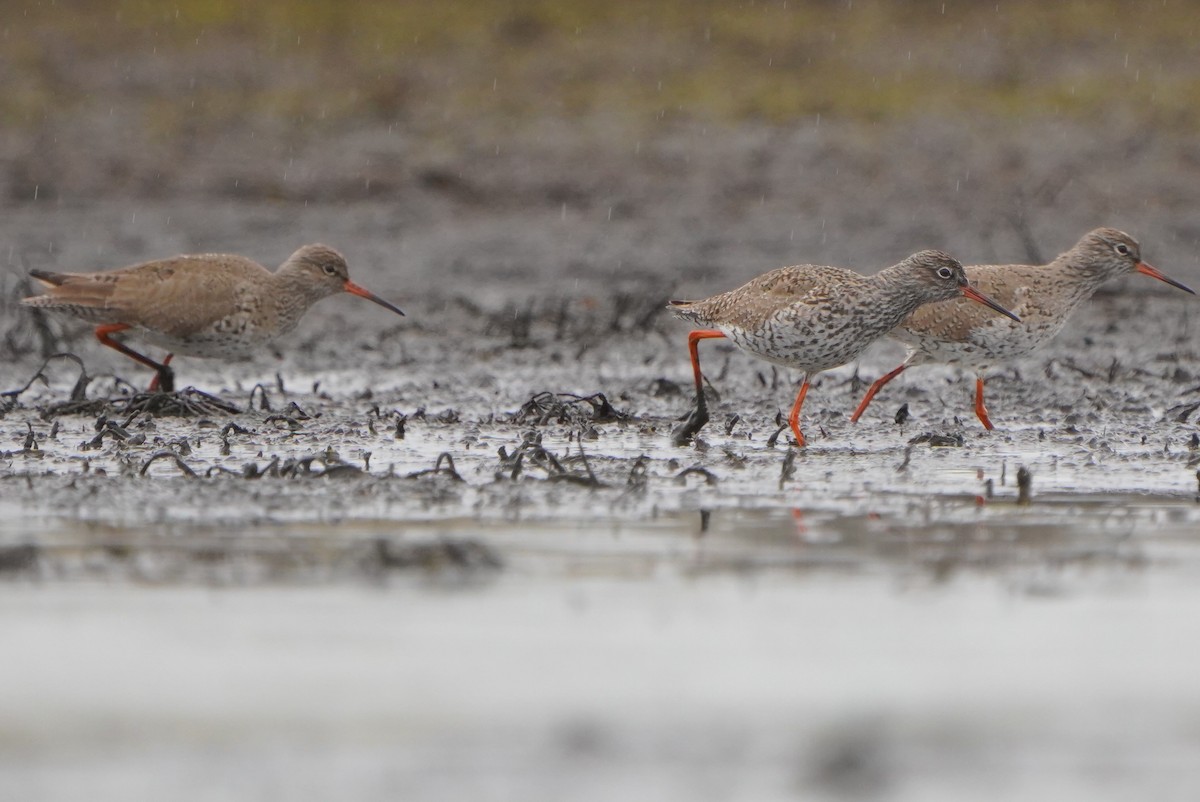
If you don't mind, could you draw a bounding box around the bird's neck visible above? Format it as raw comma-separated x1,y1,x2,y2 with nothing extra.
868,267,942,330
1052,249,1122,305
271,266,328,332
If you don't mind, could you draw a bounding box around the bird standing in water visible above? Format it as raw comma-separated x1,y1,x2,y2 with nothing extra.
668,250,1020,446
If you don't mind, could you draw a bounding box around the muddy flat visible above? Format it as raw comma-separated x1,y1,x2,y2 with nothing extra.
6,2,1200,797
4,238,1200,799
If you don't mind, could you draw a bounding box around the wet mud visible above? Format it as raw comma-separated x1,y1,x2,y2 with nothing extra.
4,124,1200,801
3,277,1199,584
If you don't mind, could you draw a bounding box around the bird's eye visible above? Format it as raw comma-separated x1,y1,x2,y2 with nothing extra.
1114,243,1130,256
936,266,954,279
322,264,337,276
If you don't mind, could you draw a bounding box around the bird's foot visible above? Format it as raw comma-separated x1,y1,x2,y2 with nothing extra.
148,360,175,394
671,401,710,446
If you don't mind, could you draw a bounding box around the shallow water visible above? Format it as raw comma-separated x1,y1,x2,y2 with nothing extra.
4,479,1200,801
3,512,1200,802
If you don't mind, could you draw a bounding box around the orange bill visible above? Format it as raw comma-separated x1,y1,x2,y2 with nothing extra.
1136,261,1195,295
959,285,1021,323
344,280,405,316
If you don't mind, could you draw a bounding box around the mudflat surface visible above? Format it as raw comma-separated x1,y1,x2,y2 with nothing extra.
4,231,1200,799
5,3,1200,799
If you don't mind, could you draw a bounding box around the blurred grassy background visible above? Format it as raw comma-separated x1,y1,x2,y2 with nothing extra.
5,0,1199,139
5,1,1200,364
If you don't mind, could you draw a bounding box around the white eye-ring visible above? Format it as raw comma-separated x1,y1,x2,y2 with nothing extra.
322,263,338,276
936,266,954,279
1114,243,1131,256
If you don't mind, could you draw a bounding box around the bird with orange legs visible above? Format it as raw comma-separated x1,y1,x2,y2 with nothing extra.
849,228,1194,430
668,250,1020,446
22,244,404,392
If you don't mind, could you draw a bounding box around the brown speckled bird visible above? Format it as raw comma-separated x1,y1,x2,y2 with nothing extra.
849,228,1194,429
668,250,1020,446
22,244,404,392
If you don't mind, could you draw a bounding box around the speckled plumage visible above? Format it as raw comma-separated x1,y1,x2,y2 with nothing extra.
850,228,1195,429
23,244,404,391
668,250,1020,446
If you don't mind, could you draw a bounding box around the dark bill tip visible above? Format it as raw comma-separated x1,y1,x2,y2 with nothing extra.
959,285,1021,323
344,280,405,316
1137,261,1196,295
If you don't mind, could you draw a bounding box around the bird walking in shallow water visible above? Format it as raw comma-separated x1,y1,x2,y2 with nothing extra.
849,228,1194,430
668,250,1020,446
22,244,404,392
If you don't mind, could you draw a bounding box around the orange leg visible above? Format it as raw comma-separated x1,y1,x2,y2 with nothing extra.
787,376,811,447
849,363,907,423
95,324,175,393
974,376,994,430
670,330,727,446
687,330,726,397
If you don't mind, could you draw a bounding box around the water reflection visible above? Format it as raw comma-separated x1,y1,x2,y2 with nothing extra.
1,492,1193,588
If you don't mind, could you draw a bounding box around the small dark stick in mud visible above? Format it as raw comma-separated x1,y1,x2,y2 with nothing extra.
140,449,198,478
667,251,1018,445
1,353,91,411
407,452,464,482
21,244,404,392
248,384,273,411
765,414,790,449
1016,466,1033,505
779,450,797,488
624,456,649,493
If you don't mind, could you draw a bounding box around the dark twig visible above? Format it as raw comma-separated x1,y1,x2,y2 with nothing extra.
140,450,198,478
1016,466,1033,505
779,449,797,488
765,417,789,449
1,353,90,412
285,401,315,420
908,431,965,447
1059,359,1101,380
574,431,599,486
116,388,240,418
674,466,719,485
514,391,629,426
626,456,649,491
406,452,464,482
1166,401,1200,424
248,384,272,411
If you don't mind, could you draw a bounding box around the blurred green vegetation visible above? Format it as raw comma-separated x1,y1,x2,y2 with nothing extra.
4,0,1200,133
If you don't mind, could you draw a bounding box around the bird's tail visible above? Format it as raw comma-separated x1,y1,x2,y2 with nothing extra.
28,269,70,288
21,270,109,310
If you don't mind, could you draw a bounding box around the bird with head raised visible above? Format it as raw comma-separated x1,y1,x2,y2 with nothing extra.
849,228,1194,429
22,243,404,393
668,249,1020,446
